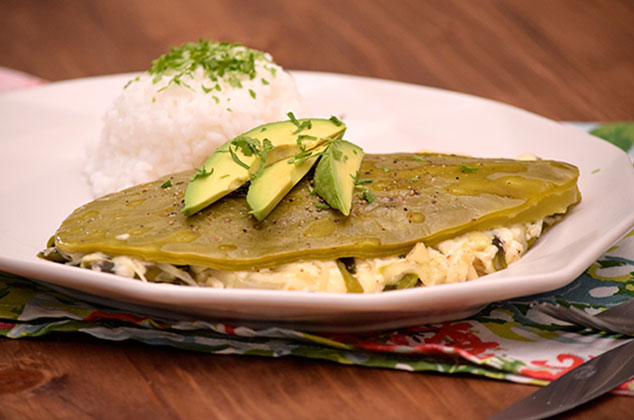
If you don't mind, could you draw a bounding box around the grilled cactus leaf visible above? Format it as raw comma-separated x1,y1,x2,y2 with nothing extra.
52,153,580,270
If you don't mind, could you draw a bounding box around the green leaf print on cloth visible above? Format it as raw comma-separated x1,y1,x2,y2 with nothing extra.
590,122,634,153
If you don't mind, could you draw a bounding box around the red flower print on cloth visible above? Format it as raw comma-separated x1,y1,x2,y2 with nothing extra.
423,322,499,359
326,323,499,360
521,353,586,381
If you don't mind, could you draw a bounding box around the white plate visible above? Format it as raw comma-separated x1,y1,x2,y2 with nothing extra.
1,71,633,333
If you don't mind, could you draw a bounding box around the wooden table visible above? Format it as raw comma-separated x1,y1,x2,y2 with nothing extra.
1,1,633,418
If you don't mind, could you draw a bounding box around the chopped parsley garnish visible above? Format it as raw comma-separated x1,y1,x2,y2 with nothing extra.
411,155,429,162
315,202,330,210
287,111,300,127
124,76,140,89
288,137,331,165
261,78,270,85
191,166,214,181
460,164,479,173
230,135,274,179
407,175,420,182
248,89,256,99
360,190,374,203
288,150,316,165
228,77,242,88
297,134,317,142
147,40,274,93
292,120,312,134
351,170,373,204
160,179,173,189
329,116,343,126
286,112,312,134
351,171,372,185
592,168,601,174
156,74,191,92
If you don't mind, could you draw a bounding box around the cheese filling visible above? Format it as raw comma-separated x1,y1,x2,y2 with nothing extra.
46,218,555,293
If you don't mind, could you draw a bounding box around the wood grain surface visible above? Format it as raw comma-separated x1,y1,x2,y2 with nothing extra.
1,1,633,419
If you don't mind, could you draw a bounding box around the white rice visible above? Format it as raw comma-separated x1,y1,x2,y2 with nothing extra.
85,45,303,197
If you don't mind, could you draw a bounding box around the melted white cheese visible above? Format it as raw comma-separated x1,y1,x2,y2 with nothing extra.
75,219,546,293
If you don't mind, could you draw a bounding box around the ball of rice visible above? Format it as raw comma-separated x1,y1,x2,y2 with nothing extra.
85,41,304,197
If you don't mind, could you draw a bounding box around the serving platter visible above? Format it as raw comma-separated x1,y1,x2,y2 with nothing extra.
1,71,633,332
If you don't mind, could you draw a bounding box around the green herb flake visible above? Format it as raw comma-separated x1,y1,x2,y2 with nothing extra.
297,134,317,142
228,145,251,170
292,120,313,134
406,175,420,182
315,202,330,210
329,116,343,126
460,164,479,173
123,76,140,89
592,168,601,174
249,89,256,99
376,165,390,173
411,155,429,162
201,85,213,94
361,190,374,203
160,179,173,189
220,174,230,179
351,171,372,185
212,95,220,104
287,111,300,127
191,166,214,181
230,136,274,179
261,78,270,85
228,77,242,88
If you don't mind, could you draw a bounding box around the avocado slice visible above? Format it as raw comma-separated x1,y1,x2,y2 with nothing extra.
247,143,328,221
182,118,346,216
313,140,365,216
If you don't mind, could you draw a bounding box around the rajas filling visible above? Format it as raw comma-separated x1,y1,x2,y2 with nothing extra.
40,153,580,292
42,217,558,292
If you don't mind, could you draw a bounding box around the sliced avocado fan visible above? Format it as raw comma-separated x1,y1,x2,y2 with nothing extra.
182,116,346,216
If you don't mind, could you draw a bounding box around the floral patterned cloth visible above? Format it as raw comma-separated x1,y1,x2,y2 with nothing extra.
1,230,633,394
1,70,633,395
